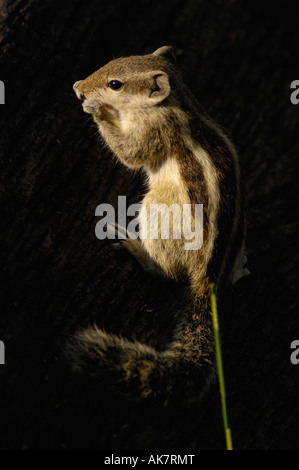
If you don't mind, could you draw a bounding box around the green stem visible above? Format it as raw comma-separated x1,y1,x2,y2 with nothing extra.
210,283,233,450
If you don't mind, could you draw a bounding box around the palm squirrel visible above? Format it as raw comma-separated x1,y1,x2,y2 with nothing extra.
71,46,249,403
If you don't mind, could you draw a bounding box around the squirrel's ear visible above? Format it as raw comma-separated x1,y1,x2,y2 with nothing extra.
152,46,176,63
149,71,171,103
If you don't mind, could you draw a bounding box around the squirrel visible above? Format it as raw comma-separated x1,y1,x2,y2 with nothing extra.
71,46,249,403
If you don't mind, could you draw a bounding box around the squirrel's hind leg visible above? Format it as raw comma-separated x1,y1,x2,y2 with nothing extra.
121,238,164,276
107,222,165,276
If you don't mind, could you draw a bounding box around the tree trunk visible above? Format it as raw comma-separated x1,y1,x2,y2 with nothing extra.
0,0,299,450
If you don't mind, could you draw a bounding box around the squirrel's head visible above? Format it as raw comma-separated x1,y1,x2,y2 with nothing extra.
73,46,176,119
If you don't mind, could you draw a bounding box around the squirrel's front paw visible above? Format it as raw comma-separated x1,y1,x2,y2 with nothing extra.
83,98,101,115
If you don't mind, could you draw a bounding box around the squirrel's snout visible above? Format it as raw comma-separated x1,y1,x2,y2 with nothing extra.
73,80,84,101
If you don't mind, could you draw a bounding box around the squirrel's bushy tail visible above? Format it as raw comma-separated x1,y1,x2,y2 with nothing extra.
67,277,216,403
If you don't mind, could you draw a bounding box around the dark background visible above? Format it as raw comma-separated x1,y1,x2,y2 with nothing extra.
0,0,299,450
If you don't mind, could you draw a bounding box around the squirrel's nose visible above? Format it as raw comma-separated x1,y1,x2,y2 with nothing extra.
73,80,82,90
73,80,84,100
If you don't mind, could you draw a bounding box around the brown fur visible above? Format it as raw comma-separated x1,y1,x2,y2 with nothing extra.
69,46,248,403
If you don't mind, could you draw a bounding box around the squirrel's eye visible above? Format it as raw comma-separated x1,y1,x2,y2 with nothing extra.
108,80,123,90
